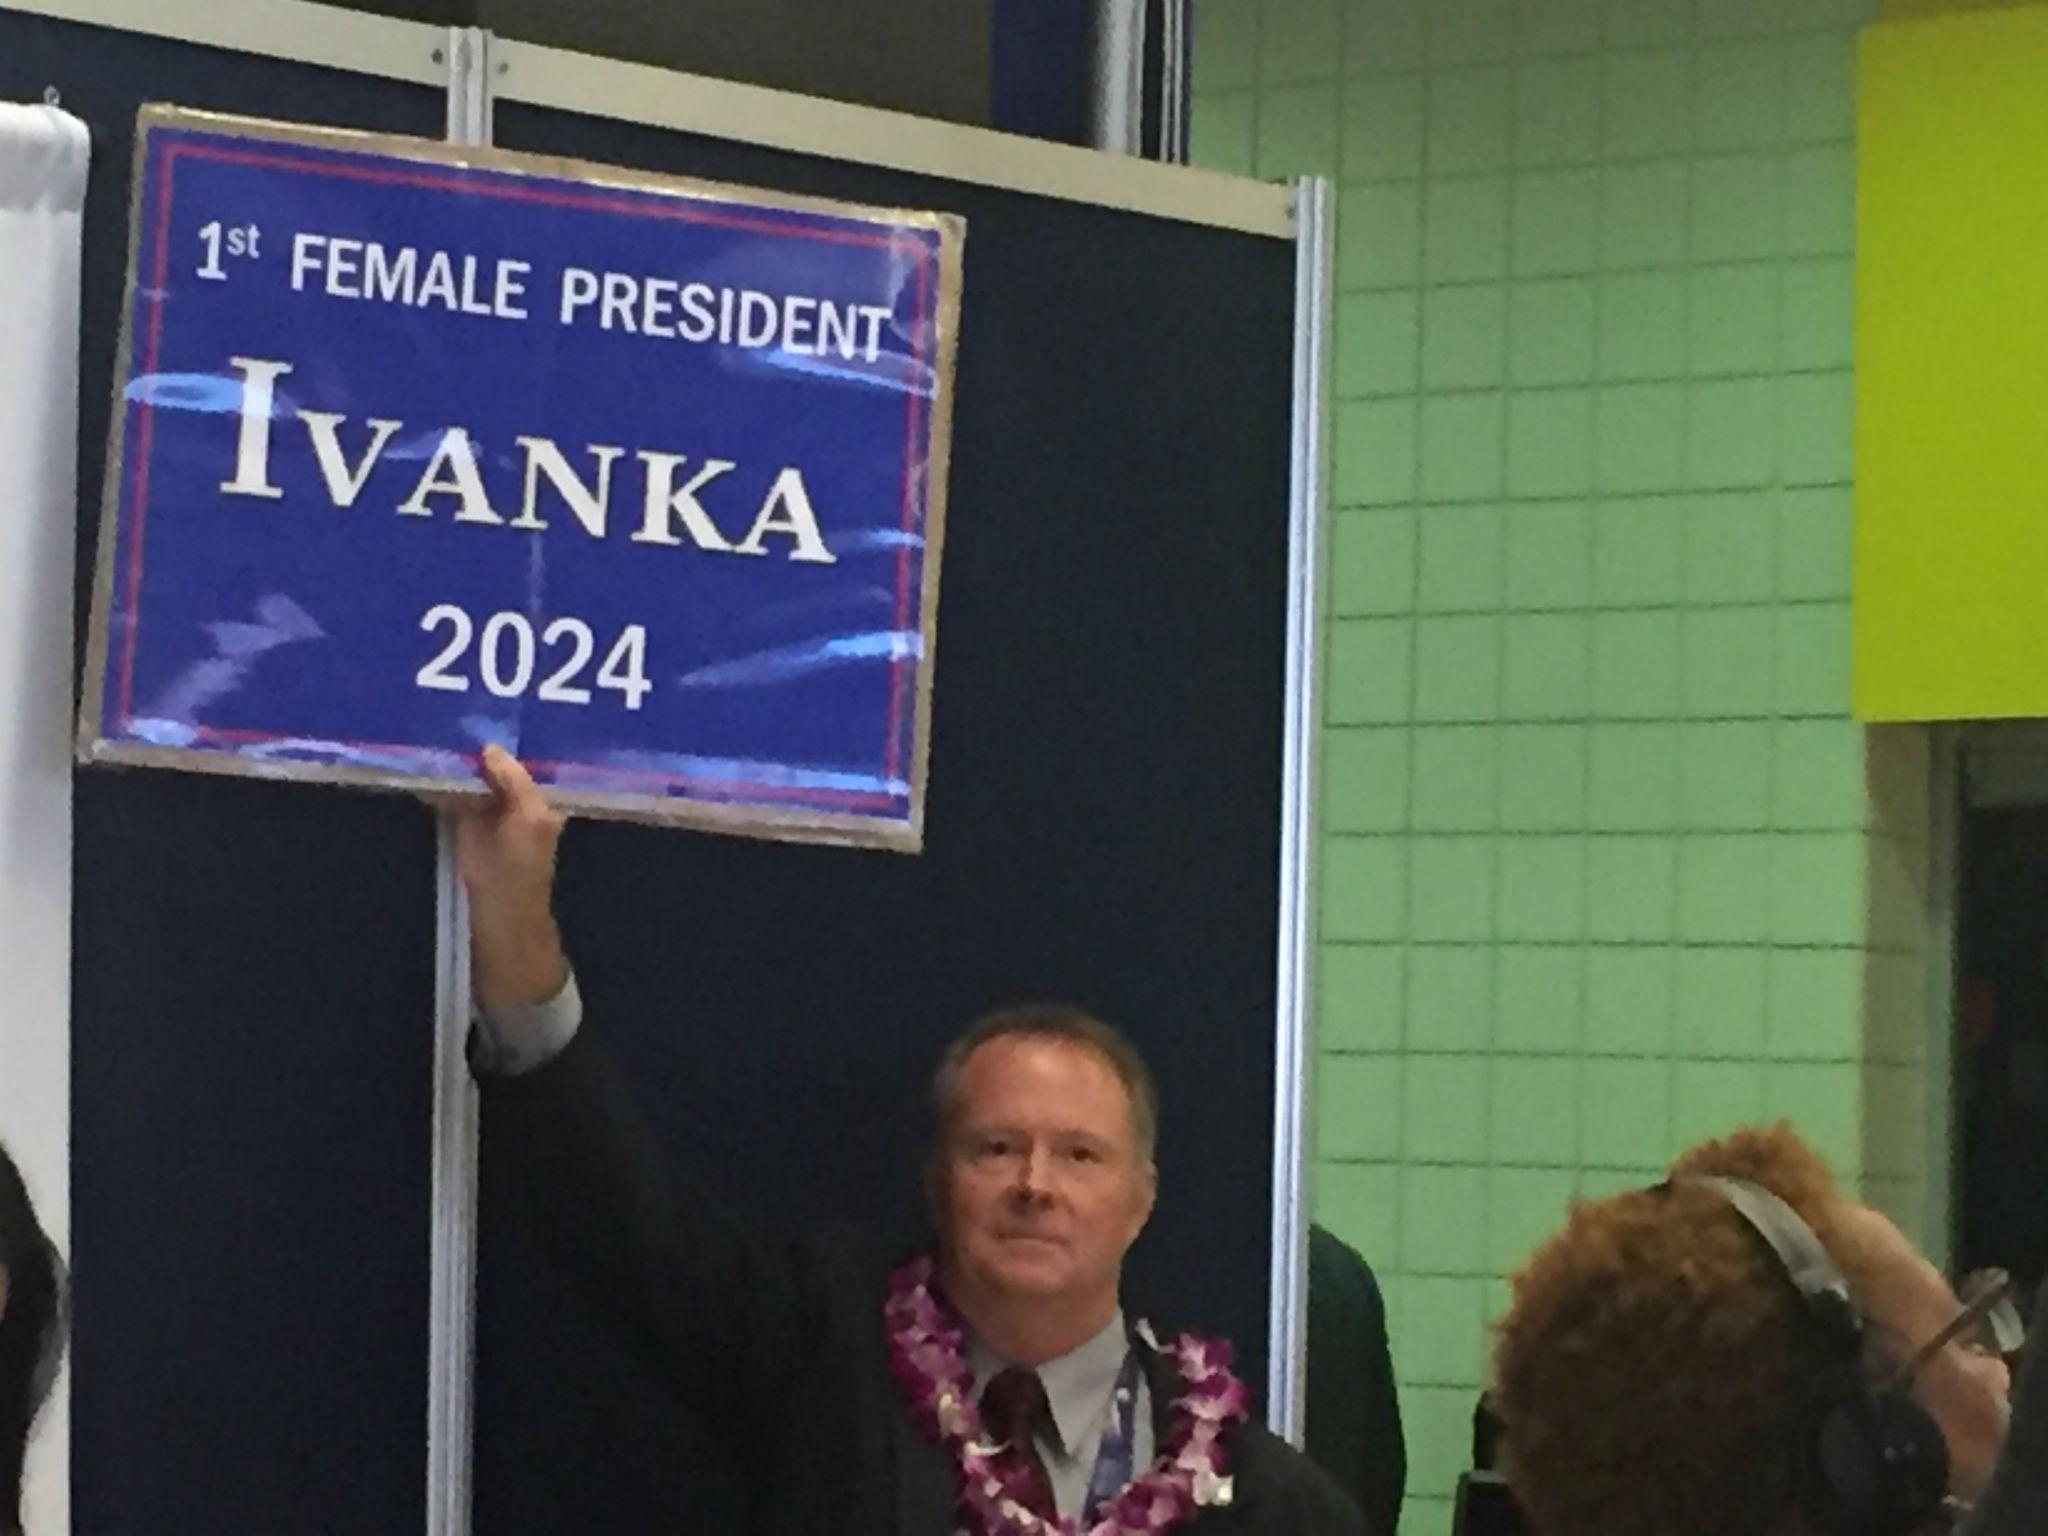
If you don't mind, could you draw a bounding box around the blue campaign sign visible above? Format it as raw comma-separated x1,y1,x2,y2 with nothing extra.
80,107,963,850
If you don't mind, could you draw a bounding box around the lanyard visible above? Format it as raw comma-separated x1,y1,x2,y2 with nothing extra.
1079,1349,1145,1523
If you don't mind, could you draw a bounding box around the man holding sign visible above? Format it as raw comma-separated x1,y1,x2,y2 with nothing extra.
456,746,1366,1536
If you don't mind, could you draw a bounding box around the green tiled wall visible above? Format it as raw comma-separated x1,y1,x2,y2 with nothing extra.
1193,1,1937,1530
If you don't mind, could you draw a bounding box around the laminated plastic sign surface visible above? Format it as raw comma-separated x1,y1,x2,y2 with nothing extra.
80,107,964,850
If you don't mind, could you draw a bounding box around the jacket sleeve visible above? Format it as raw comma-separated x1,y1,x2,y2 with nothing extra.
1351,1261,1404,1536
476,1020,808,1469
1304,1224,1405,1536
1237,1428,1372,1536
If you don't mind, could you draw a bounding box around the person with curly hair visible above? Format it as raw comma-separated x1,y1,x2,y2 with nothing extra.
0,1142,64,1536
1490,1124,2045,1536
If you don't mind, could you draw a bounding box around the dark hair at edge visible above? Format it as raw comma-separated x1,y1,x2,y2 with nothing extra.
0,1142,63,1535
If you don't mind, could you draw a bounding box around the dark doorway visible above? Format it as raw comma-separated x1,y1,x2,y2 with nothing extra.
1956,803,2048,1294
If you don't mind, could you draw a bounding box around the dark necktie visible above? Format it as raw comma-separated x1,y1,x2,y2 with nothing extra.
980,1367,1059,1522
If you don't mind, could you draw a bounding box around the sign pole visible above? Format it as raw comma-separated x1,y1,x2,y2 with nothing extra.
427,810,478,1536
427,34,491,1536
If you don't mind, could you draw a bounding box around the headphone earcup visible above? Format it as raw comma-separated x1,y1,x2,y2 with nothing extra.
1804,1384,1950,1536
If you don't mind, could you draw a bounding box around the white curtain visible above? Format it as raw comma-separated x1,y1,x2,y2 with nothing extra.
0,100,88,1536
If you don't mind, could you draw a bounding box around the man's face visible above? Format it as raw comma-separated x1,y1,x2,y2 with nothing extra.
935,1034,1156,1311
1836,1205,2012,1501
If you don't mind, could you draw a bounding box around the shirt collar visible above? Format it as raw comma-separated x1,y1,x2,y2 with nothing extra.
968,1310,1130,1455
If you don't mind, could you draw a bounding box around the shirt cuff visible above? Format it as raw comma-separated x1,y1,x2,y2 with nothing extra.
474,969,583,1076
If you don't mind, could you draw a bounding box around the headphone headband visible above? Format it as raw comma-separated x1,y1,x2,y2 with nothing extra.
1694,1176,1861,1345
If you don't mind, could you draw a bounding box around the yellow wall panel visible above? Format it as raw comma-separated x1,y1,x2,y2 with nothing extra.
1855,6,2048,720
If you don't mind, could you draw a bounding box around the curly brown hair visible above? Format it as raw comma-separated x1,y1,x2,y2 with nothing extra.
1490,1125,1872,1536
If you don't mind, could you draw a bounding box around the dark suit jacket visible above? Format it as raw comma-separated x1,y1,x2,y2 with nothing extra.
478,1024,1365,1536
1304,1226,1404,1536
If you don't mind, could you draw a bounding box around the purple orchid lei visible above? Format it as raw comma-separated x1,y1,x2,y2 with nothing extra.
884,1256,1250,1536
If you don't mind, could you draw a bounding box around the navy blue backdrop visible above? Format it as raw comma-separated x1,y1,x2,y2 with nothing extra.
991,0,1187,156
